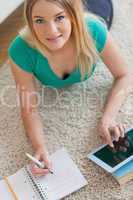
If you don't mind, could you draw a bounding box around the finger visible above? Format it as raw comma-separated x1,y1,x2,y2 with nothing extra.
32,165,49,172
118,124,125,138
34,152,41,160
112,141,120,152
46,161,53,171
42,157,51,166
33,170,49,177
32,153,45,169
100,135,107,144
104,128,114,147
42,155,53,170
32,170,49,177
102,137,107,144
123,124,126,134
112,126,121,141
31,165,49,174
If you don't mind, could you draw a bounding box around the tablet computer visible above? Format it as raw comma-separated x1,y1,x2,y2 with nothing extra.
87,127,133,173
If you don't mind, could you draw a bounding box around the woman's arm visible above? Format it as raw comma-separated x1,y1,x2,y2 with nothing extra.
99,33,133,147
10,59,52,175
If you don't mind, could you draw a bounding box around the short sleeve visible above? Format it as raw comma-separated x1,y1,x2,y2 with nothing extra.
85,16,108,53
8,36,36,73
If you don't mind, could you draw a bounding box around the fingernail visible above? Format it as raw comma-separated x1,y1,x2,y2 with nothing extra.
32,165,38,171
110,144,114,148
115,137,119,142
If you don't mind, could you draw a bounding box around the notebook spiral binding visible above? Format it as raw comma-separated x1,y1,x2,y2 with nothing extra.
23,166,48,200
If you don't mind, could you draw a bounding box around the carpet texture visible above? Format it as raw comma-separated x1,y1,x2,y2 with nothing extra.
0,0,133,199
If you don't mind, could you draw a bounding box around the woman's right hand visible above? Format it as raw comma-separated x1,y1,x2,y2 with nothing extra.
30,147,53,177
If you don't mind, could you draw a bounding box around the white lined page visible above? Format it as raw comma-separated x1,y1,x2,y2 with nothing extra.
36,148,87,200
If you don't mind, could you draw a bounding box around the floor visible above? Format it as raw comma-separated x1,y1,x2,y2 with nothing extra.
0,4,24,66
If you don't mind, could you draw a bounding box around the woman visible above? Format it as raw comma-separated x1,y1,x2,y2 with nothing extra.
8,0,132,176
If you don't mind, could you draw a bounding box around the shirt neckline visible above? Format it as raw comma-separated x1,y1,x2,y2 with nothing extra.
19,36,80,81
45,58,78,81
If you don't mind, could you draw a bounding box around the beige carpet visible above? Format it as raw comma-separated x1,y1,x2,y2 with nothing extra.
0,0,133,199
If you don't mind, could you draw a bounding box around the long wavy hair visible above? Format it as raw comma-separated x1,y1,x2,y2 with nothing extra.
20,0,98,79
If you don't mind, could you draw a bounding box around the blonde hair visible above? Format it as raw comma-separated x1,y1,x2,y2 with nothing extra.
20,0,98,80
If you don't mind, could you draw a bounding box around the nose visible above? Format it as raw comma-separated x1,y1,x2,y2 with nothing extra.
46,21,59,36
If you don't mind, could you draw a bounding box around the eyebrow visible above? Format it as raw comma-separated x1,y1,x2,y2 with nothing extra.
34,11,65,18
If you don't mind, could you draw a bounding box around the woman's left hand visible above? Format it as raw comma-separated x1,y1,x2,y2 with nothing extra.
98,117,126,147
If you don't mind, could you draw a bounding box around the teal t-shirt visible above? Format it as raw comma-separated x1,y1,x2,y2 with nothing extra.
8,17,108,88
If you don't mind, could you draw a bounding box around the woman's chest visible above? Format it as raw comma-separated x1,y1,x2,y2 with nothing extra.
33,54,83,88
48,57,76,79
46,46,77,79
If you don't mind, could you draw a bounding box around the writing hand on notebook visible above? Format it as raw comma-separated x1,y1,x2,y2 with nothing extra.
30,148,53,177
98,118,126,148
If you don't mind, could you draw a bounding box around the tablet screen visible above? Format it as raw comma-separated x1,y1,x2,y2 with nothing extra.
94,128,133,167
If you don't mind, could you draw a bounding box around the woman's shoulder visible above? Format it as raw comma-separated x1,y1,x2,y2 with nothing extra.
84,13,108,53
8,34,49,74
8,35,39,73
8,35,36,55
84,13,107,34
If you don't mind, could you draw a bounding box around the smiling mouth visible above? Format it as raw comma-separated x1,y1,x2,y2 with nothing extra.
47,35,62,41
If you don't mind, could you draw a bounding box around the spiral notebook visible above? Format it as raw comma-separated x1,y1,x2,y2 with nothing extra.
0,148,87,200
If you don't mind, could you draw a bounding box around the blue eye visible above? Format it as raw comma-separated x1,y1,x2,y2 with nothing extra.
34,18,45,24
56,15,65,22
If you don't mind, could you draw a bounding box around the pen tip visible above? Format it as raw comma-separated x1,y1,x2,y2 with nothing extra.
49,169,54,174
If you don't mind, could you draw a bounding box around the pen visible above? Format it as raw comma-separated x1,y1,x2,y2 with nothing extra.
25,153,53,174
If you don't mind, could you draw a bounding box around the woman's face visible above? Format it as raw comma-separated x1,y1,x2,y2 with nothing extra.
31,0,72,51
